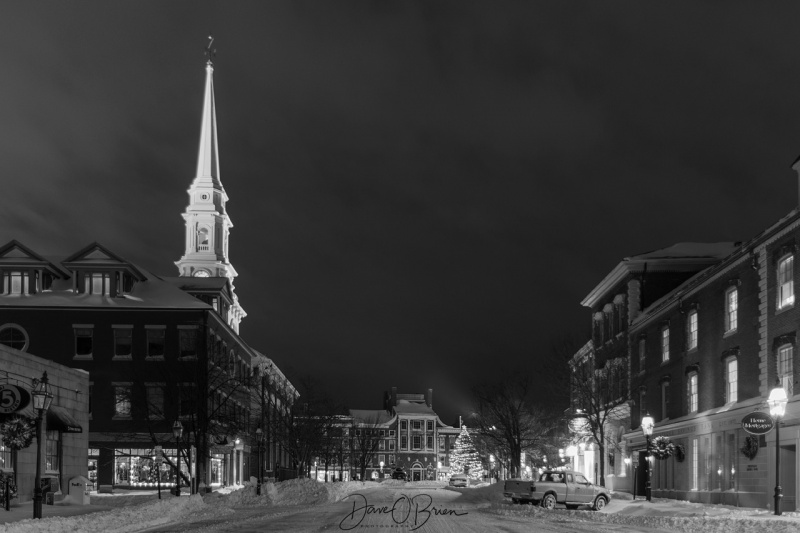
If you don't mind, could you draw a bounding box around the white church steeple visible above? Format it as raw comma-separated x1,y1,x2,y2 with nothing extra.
176,37,245,331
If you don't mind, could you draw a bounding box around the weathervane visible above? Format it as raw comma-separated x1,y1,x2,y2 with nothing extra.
205,34,216,64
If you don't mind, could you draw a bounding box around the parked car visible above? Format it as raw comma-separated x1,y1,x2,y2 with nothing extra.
503,470,610,511
449,474,469,487
390,468,407,480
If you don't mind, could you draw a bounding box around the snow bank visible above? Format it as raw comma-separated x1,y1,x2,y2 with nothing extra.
0,494,211,533
203,479,387,508
490,496,800,533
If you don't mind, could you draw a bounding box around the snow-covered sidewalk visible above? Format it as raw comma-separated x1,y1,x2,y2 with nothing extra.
2,480,800,533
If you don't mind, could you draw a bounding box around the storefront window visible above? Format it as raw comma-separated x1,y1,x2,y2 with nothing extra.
114,448,178,486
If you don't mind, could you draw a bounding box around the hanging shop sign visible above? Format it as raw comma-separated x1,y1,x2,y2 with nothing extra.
0,384,31,414
741,412,774,435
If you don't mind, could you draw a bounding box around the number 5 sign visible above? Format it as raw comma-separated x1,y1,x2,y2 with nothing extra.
0,384,31,414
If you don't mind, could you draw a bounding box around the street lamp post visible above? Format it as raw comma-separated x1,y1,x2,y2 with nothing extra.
641,413,654,503
768,382,788,516
31,372,53,520
173,420,183,497
379,461,384,479
256,428,263,495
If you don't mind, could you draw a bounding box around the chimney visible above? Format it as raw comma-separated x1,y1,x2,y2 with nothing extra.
792,156,800,208
391,387,397,408
426,388,433,408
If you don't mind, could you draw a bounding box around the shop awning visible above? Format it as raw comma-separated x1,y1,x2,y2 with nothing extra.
46,405,83,433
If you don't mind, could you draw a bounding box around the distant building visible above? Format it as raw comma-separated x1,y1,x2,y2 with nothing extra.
313,388,459,482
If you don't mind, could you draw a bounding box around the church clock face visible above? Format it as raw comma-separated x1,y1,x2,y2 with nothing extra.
193,269,210,278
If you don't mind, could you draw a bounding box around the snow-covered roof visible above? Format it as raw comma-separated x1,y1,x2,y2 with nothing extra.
393,400,437,416
582,242,739,308
0,267,211,309
349,409,393,425
625,242,739,261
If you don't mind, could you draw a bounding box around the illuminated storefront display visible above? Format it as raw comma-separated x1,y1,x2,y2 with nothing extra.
114,448,180,487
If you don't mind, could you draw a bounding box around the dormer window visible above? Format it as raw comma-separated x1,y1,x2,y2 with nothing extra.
2,272,29,295
84,273,110,295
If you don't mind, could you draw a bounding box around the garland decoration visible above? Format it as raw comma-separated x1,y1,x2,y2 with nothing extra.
647,436,675,460
740,436,759,460
674,444,686,463
0,415,36,451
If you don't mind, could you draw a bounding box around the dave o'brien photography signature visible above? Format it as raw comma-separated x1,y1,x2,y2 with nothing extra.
339,493,468,530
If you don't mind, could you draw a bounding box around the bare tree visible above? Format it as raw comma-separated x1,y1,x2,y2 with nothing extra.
547,331,638,487
471,373,562,478
269,376,343,479
350,415,384,481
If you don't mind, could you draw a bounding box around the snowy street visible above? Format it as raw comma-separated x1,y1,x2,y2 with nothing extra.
4,479,800,533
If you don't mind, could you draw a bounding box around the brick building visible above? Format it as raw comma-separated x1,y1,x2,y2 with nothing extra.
0,53,296,491
579,193,800,510
572,243,736,490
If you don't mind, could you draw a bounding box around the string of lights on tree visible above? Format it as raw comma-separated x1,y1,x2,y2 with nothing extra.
448,425,483,480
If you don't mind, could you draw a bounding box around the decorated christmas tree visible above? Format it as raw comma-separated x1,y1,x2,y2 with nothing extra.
448,425,484,480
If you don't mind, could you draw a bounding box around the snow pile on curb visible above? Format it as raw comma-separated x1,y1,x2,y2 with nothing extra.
205,479,385,508
0,494,208,533
491,497,800,533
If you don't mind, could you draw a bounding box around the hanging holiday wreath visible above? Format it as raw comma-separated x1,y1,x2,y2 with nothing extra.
0,415,36,451
674,444,686,463
647,436,675,460
740,436,759,460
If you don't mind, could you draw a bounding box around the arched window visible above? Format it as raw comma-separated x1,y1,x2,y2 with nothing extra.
197,227,210,251
0,324,27,351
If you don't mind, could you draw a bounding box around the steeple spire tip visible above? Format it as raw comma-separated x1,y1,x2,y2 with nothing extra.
205,34,216,66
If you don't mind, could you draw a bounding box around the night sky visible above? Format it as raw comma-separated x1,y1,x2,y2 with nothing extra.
3,2,800,424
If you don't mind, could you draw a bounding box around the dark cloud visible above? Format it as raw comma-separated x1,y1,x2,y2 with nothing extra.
2,2,800,422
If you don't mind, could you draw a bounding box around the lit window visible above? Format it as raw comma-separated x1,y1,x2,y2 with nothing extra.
661,326,670,362
2,272,29,295
688,373,698,413
84,273,110,295
725,288,738,333
45,430,59,472
691,438,699,490
778,255,794,309
777,344,794,397
114,386,131,417
0,443,11,471
0,324,27,351
687,311,698,351
724,357,738,403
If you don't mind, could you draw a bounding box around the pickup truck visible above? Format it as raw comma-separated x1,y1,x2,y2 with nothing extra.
503,470,610,511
